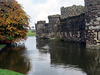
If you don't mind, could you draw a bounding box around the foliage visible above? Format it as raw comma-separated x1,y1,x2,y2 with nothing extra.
0,69,24,75
0,0,30,43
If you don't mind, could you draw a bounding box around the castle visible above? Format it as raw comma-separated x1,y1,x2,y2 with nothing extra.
35,5,85,42
35,0,100,49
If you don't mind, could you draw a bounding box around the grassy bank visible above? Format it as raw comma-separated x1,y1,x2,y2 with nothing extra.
0,45,6,48
27,30,36,36
0,69,24,75
50,38,62,41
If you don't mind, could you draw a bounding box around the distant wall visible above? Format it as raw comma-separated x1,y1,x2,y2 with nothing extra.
35,21,49,39
61,5,84,19
48,15,61,39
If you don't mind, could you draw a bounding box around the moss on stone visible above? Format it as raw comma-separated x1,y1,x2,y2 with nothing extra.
50,38,62,41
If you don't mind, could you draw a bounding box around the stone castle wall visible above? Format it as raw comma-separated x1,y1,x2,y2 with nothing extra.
61,5,84,19
35,21,49,39
60,13,86,43
36,0,100,48
85,0,100,49
48,15,61,39
35,5,86,43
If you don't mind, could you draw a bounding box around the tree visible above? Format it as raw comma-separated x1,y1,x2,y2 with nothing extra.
0,0,30,43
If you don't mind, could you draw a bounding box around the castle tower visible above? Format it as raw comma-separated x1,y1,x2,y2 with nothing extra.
85,0,100,49
35,21,49,39
48,15,61,39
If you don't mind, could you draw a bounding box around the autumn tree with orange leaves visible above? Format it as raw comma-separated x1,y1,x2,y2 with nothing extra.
0,0,30,44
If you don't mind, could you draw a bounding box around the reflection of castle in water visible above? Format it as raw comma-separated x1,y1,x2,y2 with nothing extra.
36,39,100,75
36,39,50,54
0,46,30,74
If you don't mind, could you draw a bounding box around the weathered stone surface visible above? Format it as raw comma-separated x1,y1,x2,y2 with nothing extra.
48,15,61,39
60,14,86,43
36,0,100,49
61,5,84,19
35,5,86,43
35,21,49,39
85,0,100,48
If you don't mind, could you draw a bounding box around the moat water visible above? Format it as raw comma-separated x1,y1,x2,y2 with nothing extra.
0,36,100,75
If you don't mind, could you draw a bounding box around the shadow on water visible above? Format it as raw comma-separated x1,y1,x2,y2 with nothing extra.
0,37,100,75
36,39,100,75
0,46,30,74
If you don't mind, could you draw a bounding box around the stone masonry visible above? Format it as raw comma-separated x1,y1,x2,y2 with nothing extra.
35,5,85,43
35,21,48,39
60,13,85,43
61,5,84,19
36,0,100,49
85,0,100,49
48,15,61,39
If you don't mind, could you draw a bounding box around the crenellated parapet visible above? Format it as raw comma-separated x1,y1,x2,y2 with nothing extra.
61,5,84,19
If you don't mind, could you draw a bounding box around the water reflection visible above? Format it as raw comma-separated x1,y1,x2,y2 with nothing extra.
36,39,100,75
0,37,100,75
0,46,30,74
36,39,50,53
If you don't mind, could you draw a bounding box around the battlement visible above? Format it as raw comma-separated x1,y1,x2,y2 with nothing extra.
48,14,60,24
85,0,100,6
36,21,46,24
48,14,60,19
61,5,84,19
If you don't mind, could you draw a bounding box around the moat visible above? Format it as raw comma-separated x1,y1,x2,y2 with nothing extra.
0,36,100,75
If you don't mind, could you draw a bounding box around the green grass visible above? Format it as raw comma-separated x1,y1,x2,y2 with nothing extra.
0,69,24,75
0,45,6,48
27,30,36,36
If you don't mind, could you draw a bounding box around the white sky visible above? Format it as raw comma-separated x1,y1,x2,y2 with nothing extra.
16,0,84,27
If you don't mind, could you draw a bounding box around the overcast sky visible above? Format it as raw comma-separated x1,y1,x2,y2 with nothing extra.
16,0,84,27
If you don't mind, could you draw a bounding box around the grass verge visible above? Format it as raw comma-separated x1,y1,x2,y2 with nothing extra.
27,30,36,36
0,69,24,75
0,45,6,48
50,38,62,41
